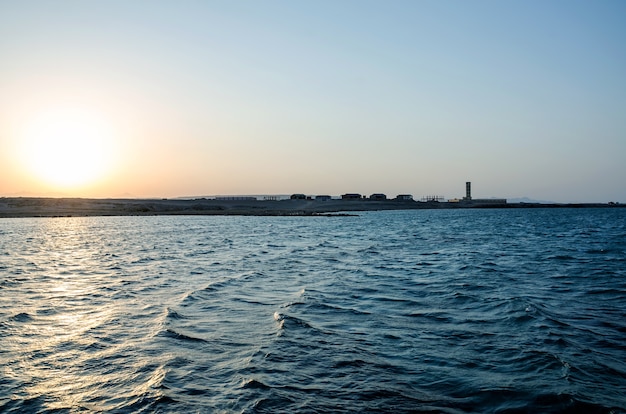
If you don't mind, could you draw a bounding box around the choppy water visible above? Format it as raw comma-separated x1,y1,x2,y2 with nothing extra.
1,208,625,413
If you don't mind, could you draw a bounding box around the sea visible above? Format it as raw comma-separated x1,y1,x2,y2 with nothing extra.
1,208,625,413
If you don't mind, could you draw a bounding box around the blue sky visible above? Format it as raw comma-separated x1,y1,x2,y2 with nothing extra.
1,1,625,202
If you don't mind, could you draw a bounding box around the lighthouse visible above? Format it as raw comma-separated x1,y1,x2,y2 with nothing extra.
465,182,472,201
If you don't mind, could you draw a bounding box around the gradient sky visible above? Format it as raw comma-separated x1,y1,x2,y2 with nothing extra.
1,1,625,202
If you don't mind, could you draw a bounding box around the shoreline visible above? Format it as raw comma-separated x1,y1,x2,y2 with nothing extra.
0,197,623,218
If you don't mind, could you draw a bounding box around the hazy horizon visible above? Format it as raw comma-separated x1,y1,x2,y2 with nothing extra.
2,1,625,203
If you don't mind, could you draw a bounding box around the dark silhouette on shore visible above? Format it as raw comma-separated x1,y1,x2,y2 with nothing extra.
0,197,621,218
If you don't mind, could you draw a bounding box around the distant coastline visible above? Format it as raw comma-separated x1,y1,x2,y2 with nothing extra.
0,197,623,218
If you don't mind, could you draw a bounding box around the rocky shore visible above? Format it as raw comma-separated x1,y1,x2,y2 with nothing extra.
0,197,622,218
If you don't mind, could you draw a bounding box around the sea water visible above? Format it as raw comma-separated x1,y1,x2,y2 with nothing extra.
1,208,625,413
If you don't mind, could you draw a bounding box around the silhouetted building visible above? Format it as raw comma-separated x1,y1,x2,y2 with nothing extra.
462,182,506,205
464,182,472,201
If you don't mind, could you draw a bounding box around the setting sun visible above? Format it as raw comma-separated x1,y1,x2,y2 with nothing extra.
16,107,116,190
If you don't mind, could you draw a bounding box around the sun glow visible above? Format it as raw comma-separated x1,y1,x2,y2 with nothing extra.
17,107,117,190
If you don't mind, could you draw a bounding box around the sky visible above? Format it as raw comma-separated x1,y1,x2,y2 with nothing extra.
1,0,625,203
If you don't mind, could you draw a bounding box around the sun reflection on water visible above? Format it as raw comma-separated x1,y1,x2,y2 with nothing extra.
5,218,129,411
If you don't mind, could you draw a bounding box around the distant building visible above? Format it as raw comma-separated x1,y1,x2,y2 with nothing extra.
462,182,506,205
341,193,361,200
315,195,332,201
369,193,387,200
464,182,472,201
290,194,306,200
395,194,413,201
421,195,445,202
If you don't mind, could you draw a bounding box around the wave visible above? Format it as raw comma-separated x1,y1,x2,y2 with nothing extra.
164,307,186,320
273,311,305,329
3,210,626,413
158,328,208,343
241,378,271,390
8,311,34,322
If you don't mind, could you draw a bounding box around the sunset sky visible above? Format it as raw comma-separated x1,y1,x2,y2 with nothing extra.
1,1,625,202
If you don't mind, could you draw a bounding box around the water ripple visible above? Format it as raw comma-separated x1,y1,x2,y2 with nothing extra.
1,210,625,413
